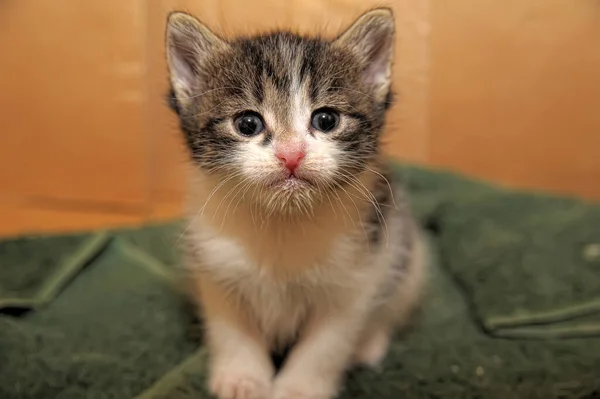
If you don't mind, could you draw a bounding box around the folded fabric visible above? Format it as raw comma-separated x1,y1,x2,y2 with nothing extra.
0,237,198,399
115,221,183,268
0,232,109,310
433,190,600,339
390,164,497,223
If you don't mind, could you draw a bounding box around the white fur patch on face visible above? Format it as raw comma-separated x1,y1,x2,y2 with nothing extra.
237,109,282,187
302,136,340,181
291,77,311,136
239,140,281,183
237,77,341,190
290,77,340,182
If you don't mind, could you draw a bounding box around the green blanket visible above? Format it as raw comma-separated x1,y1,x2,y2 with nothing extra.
1,165,599,398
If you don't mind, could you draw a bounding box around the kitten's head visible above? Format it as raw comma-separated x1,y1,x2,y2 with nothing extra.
166,9,395,215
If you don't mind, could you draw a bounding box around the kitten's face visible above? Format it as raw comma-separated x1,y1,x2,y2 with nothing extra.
166,10,394,215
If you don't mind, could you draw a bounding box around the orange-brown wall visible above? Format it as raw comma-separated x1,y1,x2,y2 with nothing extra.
0,0,598,237
429,0,600,199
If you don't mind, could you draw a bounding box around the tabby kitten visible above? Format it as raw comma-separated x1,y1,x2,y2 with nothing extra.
165,8,425,399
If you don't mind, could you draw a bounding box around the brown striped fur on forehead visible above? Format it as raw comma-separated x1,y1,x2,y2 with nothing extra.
194,32,376,124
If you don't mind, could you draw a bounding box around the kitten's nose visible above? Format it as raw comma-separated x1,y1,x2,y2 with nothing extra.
276,147,305,174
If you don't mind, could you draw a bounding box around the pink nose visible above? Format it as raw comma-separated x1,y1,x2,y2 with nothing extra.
276,148,305,174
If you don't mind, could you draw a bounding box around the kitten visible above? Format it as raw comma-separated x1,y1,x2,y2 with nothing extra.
165,8,425,399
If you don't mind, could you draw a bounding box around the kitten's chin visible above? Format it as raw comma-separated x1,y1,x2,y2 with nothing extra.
255,175,323,217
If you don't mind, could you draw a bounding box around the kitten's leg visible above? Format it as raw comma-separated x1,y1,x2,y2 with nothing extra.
353,322,392,368
355,233,427,368
194,275,274,399
272,306,367,399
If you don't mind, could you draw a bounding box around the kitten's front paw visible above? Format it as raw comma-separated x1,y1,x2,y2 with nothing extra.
272,374,338,399
353,328,391,368
209,362,272,399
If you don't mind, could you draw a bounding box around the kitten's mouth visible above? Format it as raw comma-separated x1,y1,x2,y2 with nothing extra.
270,175,312,190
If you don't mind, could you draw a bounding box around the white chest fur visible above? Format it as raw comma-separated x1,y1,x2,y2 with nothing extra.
186,218,380,347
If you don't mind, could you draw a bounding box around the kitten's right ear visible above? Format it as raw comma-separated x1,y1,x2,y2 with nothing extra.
165,12,227,107
333,8,395,102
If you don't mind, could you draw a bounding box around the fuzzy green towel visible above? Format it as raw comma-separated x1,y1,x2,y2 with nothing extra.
0,236,197,399
396,166,600,339
437,192,600,339
0,232,110,309
1,164,599,398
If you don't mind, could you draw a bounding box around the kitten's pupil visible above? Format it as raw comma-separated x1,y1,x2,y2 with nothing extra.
311,109,339,132
235,112,264,136
240,116,259,134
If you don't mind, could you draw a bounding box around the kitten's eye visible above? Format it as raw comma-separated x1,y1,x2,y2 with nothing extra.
311,109,339,133
234,112,265,136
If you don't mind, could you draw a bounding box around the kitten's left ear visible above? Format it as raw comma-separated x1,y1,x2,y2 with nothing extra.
165,12,227,107
334,8,395,101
